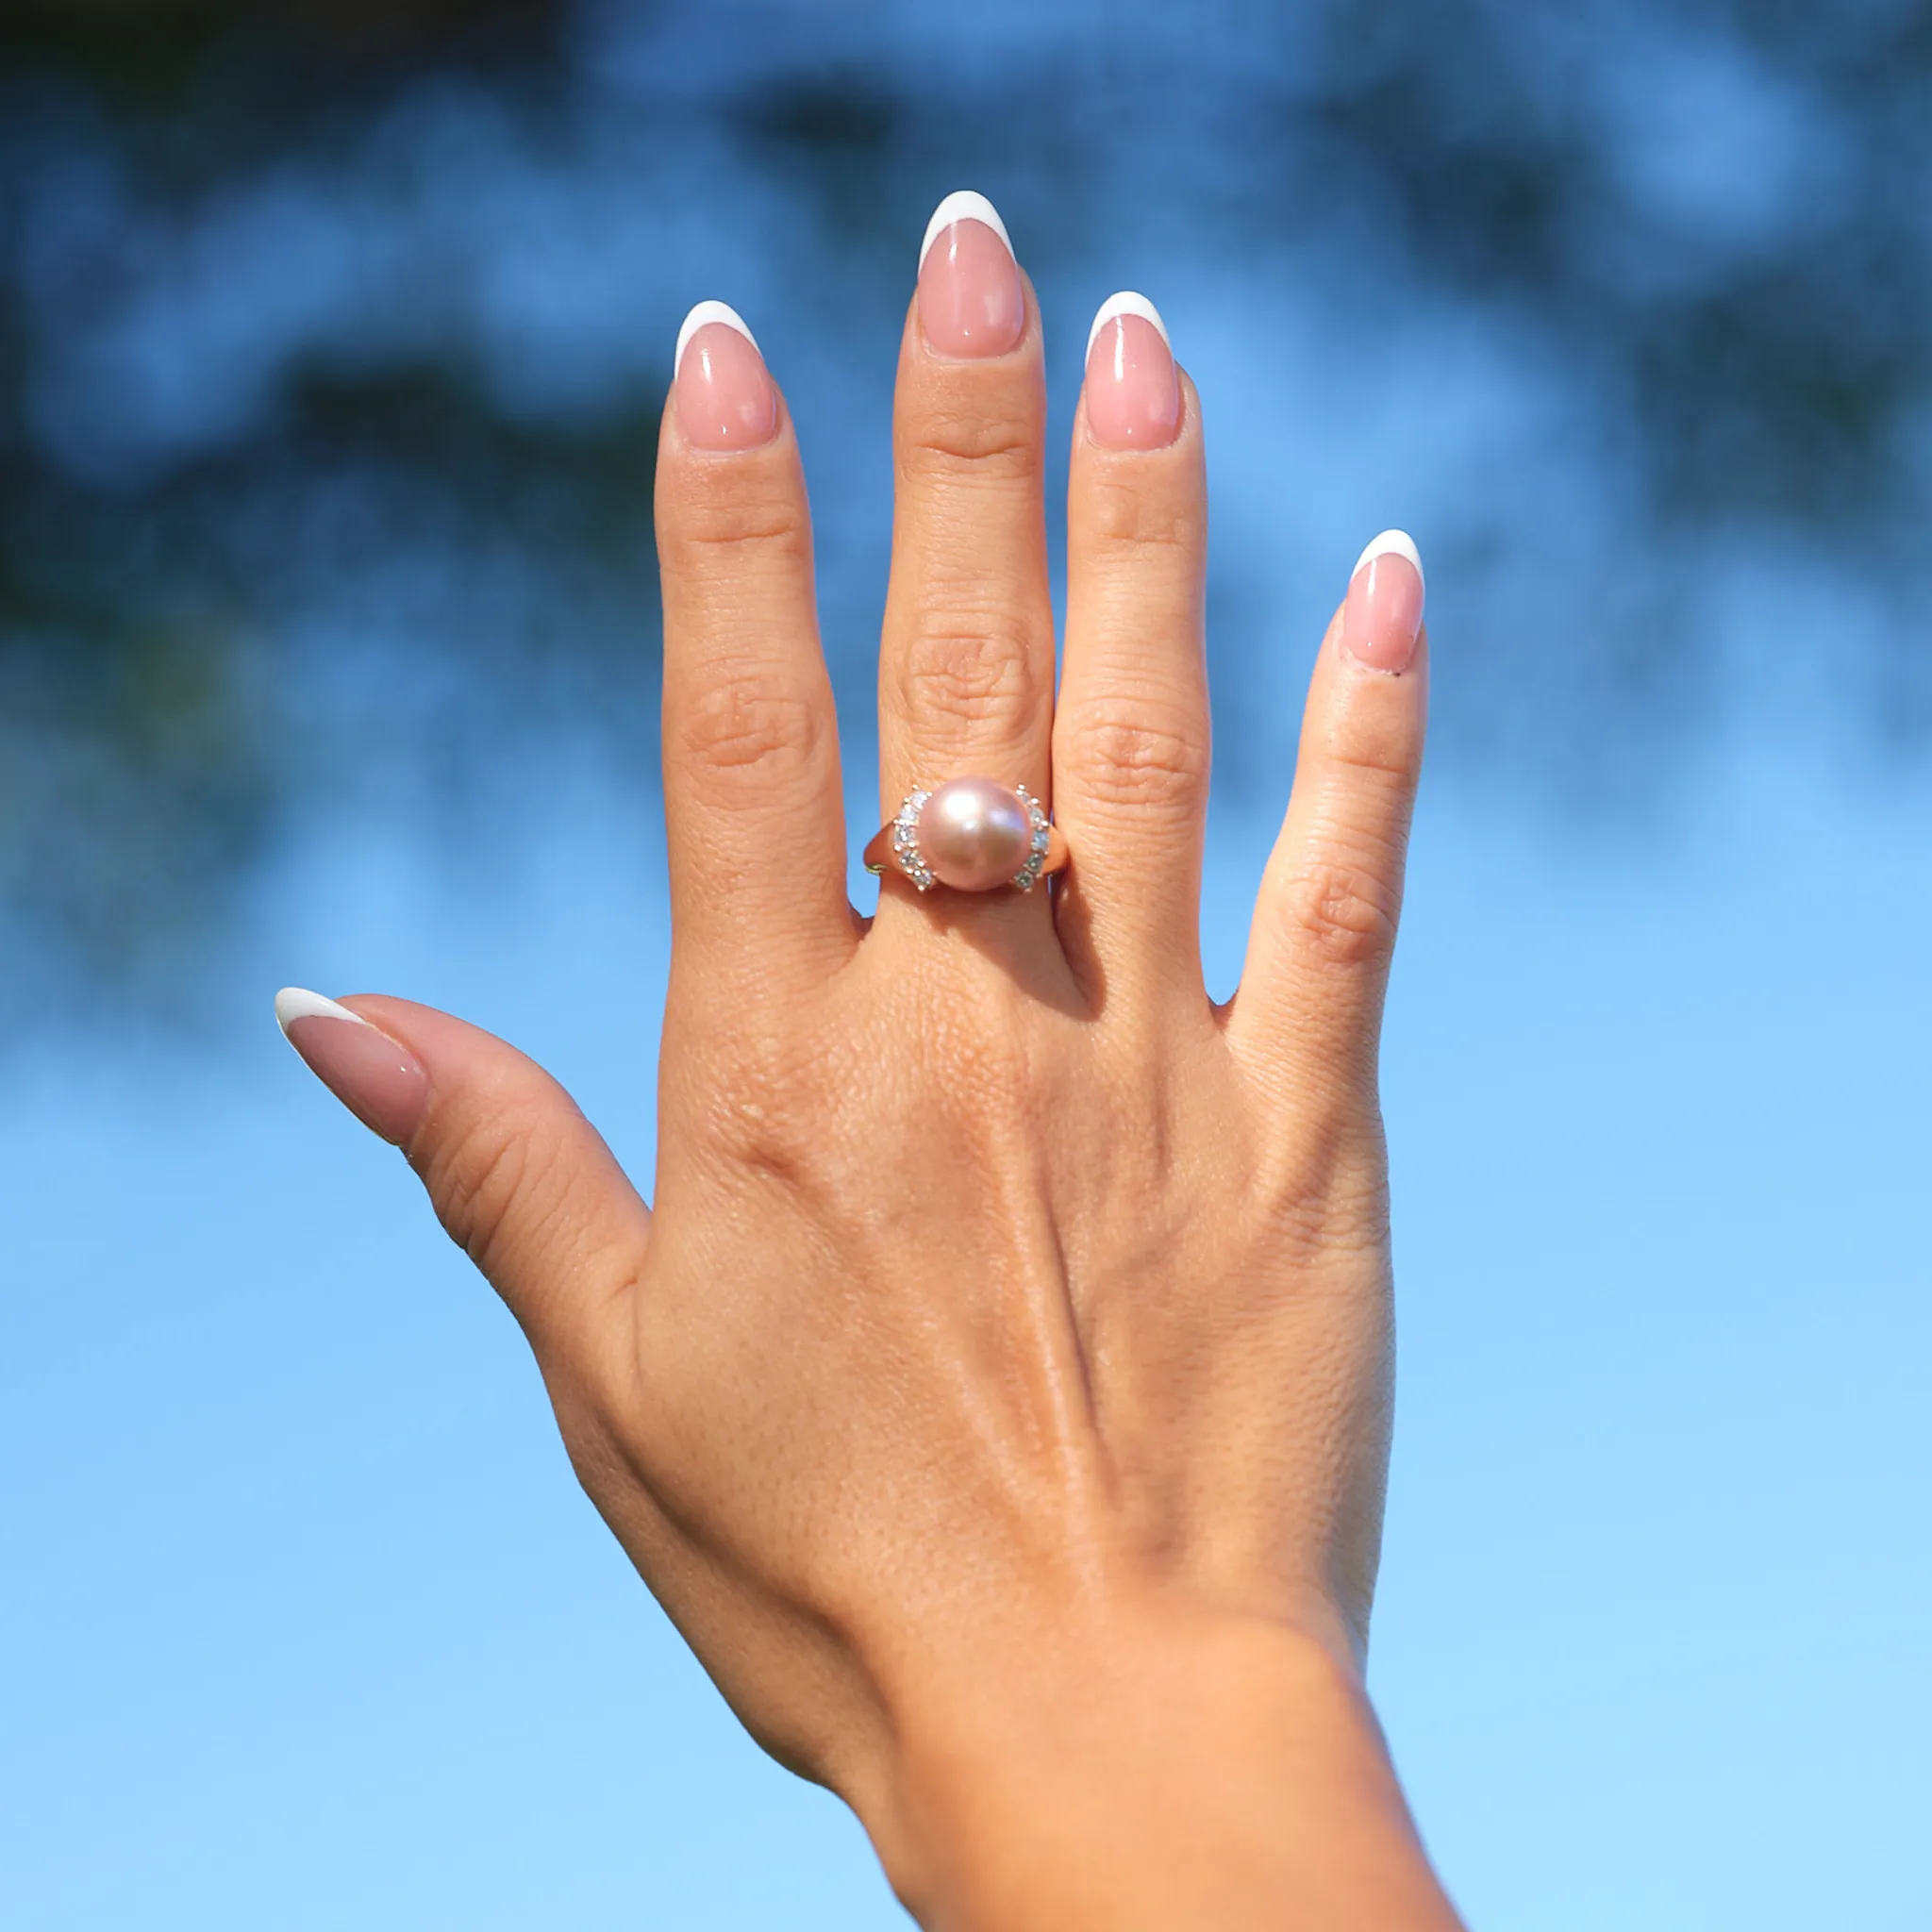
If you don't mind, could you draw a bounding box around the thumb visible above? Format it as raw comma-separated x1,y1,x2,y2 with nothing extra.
274,989,648,1376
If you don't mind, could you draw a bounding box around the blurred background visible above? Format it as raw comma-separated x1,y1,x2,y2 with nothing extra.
1,1,1927,1925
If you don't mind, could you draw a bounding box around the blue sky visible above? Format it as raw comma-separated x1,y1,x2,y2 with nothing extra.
3,2,1929,1924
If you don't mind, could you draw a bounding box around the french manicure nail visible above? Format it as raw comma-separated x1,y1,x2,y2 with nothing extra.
916,191,1024,359
1341,531,1426,674
674,301,779,451
275,988,428,1147
1084,292,1181,451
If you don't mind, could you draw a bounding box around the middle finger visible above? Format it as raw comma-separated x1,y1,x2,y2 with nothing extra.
877,193,1055,880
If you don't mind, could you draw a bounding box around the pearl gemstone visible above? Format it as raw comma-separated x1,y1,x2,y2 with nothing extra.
915,778,1031,891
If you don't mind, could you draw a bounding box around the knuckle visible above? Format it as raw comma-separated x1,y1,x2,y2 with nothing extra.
427,1105,555,1278
896,619,1042,738
1085,475,1202,555
674,666,820,788
670,480,811,564
1224,1070,1390,1260
1058,700,1208,812
1311,727,1419,790
1256,1113,1390,1254
1281,855,1402,969
903,407,1040,478
1302,1163,1391,1258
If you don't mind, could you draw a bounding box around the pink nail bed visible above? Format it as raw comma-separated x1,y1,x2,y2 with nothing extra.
1341,532,1426,674
917,191,1024,359
1084,293,1180,451
674,302,778,451
275,988,428,1147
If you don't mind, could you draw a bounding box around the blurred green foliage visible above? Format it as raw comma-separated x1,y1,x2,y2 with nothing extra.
2,0,1927,1003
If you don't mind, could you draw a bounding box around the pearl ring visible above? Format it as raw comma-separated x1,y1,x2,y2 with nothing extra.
863,778,1068,893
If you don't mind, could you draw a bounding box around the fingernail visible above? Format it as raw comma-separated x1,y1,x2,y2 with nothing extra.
1083,292,1181,451
916,191,1024,359
275,988,428,1147
1341,531,1426,674
673,301,778,451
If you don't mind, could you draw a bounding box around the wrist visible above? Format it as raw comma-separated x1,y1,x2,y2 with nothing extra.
861,1596,1459,1932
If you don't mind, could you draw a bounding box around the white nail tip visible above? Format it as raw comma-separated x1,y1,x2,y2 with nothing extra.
919,191,1014,269
1086,291,1171,359
275,987,370,1039
1351,528,1424,596
675,301,758,373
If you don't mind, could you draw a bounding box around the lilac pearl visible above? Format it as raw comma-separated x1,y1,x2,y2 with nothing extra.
916,778,1030,891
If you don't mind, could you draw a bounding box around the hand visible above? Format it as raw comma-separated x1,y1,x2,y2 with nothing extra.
277,196,1455,1928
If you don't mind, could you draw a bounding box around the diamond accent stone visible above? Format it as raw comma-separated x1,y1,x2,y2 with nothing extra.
1009,786,1052,891
888,790,936,891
